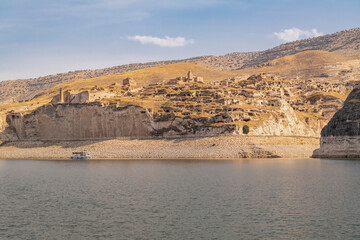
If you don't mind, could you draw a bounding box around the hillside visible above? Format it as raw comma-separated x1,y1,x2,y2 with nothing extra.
252,50,351,71
1,49,359,142
238,50,360,80
0,28,359,105
1,67,355,141
32,63,236,103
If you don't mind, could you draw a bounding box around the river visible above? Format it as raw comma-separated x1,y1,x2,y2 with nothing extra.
0,159,359,239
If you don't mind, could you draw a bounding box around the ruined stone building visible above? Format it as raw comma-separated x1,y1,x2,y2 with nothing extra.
167,71,204,85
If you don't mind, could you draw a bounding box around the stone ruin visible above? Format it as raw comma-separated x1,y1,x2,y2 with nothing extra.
123,77,136,87
167,71,204,85
51,76,140,105
51,87,116,104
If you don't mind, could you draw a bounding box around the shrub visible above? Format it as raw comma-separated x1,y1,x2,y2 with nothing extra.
242,125,250,134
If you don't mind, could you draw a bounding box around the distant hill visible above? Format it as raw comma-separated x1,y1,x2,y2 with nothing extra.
0,28,359,104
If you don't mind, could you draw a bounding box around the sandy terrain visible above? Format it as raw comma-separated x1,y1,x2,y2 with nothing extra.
0,136,319,160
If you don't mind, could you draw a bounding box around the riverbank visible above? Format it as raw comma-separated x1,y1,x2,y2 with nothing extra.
0,136,320,160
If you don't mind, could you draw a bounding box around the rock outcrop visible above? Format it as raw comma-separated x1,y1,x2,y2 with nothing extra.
6,104,153,140
1,101,321,141
312,88,360,158
3,104,240,141
252,100,319,136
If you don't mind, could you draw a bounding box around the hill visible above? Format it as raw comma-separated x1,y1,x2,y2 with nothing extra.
33,62,236,103
251,50,351,71
237,50,360,78
0,28,360,104
1,51,359,142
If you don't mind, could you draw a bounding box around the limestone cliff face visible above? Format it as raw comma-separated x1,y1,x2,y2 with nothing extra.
0,113,17,141
6,104,153,140
3,104,238,141
252,100,323,136
2,100,323,141
313,88,360,158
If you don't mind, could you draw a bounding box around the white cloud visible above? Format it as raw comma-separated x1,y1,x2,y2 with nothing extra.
274,27,323,42
126,35,195,47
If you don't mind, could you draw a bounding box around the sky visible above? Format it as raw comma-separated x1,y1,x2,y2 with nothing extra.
0,0,359,81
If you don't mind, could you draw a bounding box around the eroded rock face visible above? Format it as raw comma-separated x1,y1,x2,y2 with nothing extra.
253,100,322,136
6,104,153,140
312,136,360,158
320,88,360,137
2,97,325,141
3,104,239,140
313,88,360,158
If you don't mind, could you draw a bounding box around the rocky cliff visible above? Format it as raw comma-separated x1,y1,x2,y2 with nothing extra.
2,68,350,141
312,88,360,158
2,104,240,141
1,98,320,141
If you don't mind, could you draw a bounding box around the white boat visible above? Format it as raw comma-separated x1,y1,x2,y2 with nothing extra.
71,151,91,159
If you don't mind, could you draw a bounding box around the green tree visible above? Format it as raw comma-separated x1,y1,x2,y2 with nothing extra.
243,125,250,134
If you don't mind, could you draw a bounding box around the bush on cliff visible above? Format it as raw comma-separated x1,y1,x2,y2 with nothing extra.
243,125,250,134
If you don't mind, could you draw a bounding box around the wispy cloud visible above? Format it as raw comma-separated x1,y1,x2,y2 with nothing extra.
274,27,323,42
126,35,195,47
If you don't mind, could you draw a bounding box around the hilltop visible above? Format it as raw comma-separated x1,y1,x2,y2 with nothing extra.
1,28,360,104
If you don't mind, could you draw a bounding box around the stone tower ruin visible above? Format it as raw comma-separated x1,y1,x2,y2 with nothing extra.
59,88,64,103
187,71,193,80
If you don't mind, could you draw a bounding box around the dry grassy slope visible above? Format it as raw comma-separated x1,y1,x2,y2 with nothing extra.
35,63,237,102
0,59,186,105
237,50,354,74
258,50,350,70
0,62,234,113
234,50,360,85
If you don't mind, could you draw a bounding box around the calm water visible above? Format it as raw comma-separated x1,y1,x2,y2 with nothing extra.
0,159,360,239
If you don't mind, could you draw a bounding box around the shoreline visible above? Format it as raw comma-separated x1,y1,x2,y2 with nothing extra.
1,157,318,161
0,136,320,160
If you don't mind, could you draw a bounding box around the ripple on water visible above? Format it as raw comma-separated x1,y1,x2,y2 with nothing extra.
0,159,360,239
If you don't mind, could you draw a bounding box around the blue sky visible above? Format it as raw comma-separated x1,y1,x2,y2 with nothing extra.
0,0,359,81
